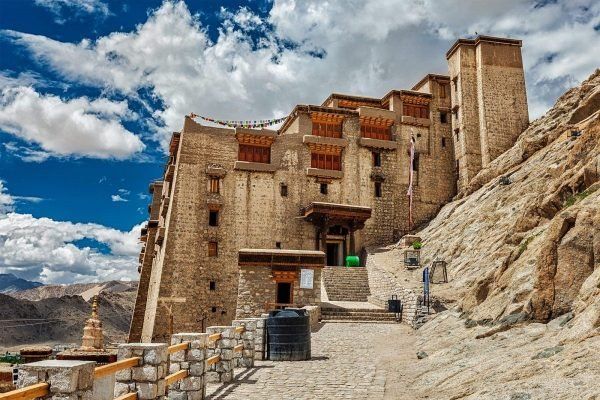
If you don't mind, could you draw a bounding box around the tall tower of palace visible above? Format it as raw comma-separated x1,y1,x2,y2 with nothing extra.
446,35,529,192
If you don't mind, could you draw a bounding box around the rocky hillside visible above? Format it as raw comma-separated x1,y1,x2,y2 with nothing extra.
0,281,137,348
10,280,137,301
0,274,43,293
380,70,600,398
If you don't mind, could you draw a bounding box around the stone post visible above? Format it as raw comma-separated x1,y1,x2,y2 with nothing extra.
114,343,168,400
232,319,256,368
168,333,208,400
205,326,235,383
18,360,95,400
254,315,268,361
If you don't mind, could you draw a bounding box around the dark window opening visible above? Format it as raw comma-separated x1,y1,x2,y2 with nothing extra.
454,129,460,141
208,241,218,257
211,306,217,313
280,184,288,197
442,137,447,148
412,153,420,172
209,281,216,290
440,84,449,98
209,210,219,227
209,177,220,193
275,242,282,249
320,183,328,194
372,152,381,167
440,112,448,124
276,282,292,304
375,182,382,197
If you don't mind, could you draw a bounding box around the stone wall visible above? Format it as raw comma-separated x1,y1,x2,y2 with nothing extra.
236,266,322,319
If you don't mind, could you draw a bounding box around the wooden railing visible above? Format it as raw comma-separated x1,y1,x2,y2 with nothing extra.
114,393,137,400
167,341,190,354
0,382,49,400
94,357,141,379
206,355,221,366
165,370,188,386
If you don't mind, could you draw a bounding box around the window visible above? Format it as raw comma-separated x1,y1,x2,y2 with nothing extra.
209,210,219,227
442,137,447,148
440,84,448,98
211,306,217,313
361,124,391,140
320,183,328,194
440,112,448,124
372,152,382,167
275,242,282,249
311,152,341,171
209,281,216,290
209,177,220,193
280,184,288,197
403,104,429,119
208,241,218,257
238,144,270,163
374,182,382,197
454,128,460,141
312,121,342,138
452,76,458,91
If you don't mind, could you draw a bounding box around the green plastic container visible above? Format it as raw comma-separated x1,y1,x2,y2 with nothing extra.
345,255,360,267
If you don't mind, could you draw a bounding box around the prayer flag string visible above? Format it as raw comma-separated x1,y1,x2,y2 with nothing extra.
188,113,287,129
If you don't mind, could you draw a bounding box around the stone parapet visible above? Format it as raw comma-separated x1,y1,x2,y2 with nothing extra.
205,326,236,383
169,333,209,400
114,343,168,400
232,320,257,368
18,360,95,400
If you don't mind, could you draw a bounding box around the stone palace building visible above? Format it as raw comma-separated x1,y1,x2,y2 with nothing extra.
129,35,529,342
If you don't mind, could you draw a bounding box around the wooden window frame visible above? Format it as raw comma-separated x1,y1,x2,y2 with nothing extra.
238,144,271,164
209,176,220,193
361,124,391,141
311,152,341,171
403,104,429,119
312,121,342,138
208,241,218,257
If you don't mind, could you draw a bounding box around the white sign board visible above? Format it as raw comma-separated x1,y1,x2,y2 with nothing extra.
300,269,314,289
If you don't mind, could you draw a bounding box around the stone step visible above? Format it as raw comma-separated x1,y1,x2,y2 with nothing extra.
321,308,391,313
321,320,399,324
320,314,398,321
321,312,397,318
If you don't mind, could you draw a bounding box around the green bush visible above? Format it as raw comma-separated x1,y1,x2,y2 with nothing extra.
412,241,423,249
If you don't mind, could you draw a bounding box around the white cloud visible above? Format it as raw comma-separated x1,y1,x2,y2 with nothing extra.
5,0,600,148
0,180,43,212
0,212,142,284
34,0,110,24
0,86,145,160
111,194,128,202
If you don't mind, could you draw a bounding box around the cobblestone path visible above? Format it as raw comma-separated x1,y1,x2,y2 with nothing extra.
206,322,414,400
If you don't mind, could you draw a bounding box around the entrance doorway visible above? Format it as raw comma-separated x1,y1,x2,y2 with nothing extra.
276,282,292,305
326,242,341,266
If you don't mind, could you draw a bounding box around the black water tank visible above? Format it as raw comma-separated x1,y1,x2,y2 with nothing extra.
267,309,311,361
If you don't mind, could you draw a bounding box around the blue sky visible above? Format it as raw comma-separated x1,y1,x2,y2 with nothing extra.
0,0,598,284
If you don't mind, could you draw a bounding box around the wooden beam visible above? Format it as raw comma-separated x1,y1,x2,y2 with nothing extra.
0,383,49,400
208,333,222,342
165,370,188,386
233,344,244,353
234,326,245,334
94,357,140,379
168,341,190,354
206,355,221,366
114,393,138,400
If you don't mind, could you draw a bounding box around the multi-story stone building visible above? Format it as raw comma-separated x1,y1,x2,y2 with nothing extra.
129,35,529,343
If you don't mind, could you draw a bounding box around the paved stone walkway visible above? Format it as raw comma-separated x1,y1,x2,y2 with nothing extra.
206,322,413,399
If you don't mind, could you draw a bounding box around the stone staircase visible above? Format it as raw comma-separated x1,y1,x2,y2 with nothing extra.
322,267,371,302
321,302,399,323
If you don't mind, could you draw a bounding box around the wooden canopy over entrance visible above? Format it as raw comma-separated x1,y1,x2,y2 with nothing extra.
301,202,372,257
238,248,325,268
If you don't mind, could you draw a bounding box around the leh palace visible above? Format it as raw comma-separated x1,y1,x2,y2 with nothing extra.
129,34,530,343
